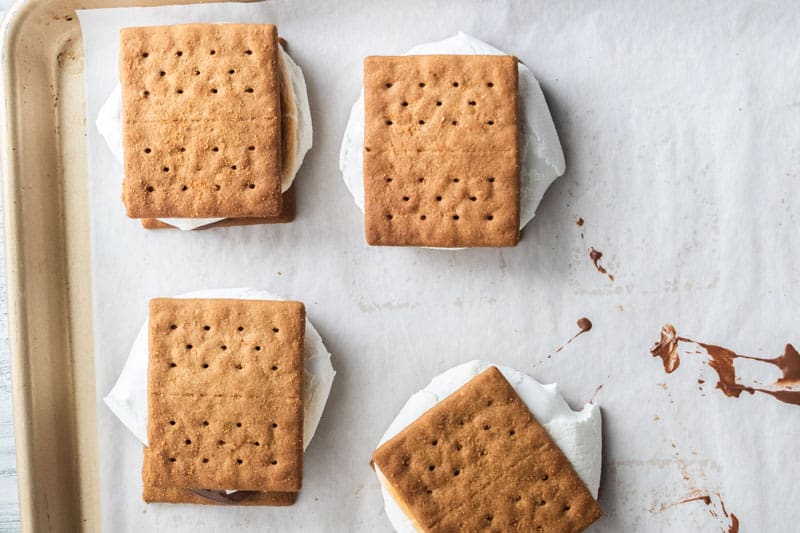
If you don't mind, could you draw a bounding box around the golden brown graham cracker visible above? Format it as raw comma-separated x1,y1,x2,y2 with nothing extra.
372,367,602,532
363,55,520,247
143,298,304,495
141,187,296,229
142,36,299,230
121,24,282,219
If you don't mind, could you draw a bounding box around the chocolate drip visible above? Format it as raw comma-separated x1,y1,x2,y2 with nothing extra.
719,497,740,533
738,343,800,385
588,247,614,282
664,492,739,531
680,494,711,505
555,318,594,353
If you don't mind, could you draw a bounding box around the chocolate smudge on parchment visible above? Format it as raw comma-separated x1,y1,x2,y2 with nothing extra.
577,317,593,334
655,449,740,533
554,317,593,353
651,324,681,372
682,494,711,505
659,492,739,533
719,499,740,533
729,513,740,532
650,324,800,406
657,493,709,510
588,247,614,282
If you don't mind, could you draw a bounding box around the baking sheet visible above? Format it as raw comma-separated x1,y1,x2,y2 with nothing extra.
78,1,800,531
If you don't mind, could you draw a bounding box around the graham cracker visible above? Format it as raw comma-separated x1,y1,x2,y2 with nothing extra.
141,187,296,229
121,24,282,219
363,55,520,247
142,36,298,231
372,367,602,532
143,298,304,496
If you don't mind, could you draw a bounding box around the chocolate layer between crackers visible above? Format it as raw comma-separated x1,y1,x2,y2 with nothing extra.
363,55,520,247
372,367,602,532
141,187,296,229
121,24,283,219
142,484,297,506
143,298,304,504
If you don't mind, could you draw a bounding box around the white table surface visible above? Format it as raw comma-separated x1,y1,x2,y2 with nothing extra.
0,226,17,533
0,180,19,533
0,2,21,529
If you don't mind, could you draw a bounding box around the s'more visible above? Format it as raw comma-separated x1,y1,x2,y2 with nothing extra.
372,366,603,531
143,298,304,505
118,23,310,230
363,54,520,247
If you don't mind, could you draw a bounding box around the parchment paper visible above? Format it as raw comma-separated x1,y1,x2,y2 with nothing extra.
78,1,800,531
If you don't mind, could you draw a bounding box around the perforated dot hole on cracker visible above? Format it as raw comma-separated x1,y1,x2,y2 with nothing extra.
143,298,305,504
371,367,602,532
363,55,521,248
120,24,283,219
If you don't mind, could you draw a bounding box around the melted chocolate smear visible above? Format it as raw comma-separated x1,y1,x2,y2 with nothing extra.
718,498,740,533
650,324,680,373
667,492,739,532
650,324,800,406
729,514,740,533
189,489,258,504
740,343,800,385
681,494,712,506
588,247,614,282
